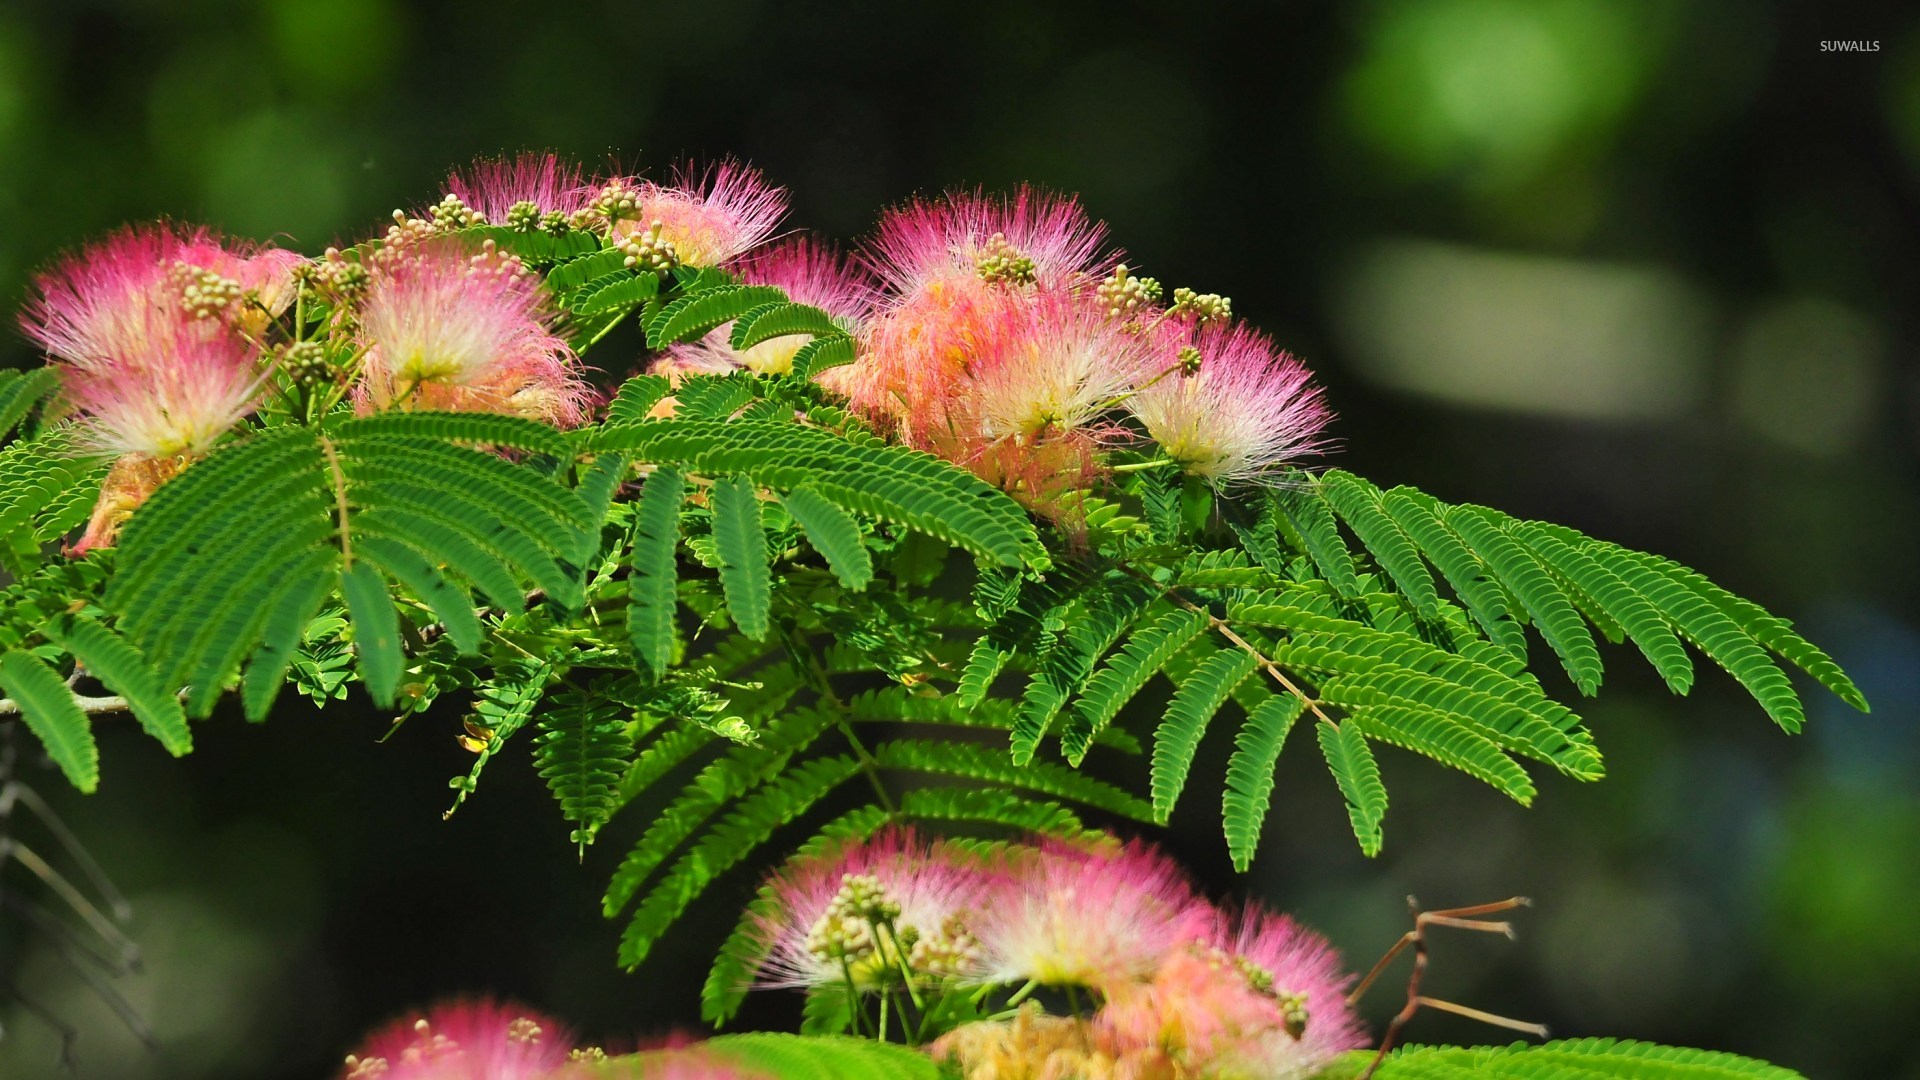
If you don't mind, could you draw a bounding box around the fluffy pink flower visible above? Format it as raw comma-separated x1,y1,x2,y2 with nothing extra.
862,186,1112,298
1207,905,1368,1077
58,308,264,459
972,838,1211,992
356,241,591,426
750,828,994,992
447,153,592,224
340,1000,573,1080
662,237,874,376
606,160,787,268
22,223,302,369
1127,320,1330,485
850,286,1156,516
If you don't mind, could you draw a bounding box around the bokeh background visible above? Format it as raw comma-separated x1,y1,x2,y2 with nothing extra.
1,1,1916,1077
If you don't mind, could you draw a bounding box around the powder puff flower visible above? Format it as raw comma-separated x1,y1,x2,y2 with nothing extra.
1127,320,1330,485
356,241,592,427
445,153,591,231
57,307,265,460
862,186,1112,298
661,237,874,376
880,287,1159,516
1203,905,1368,1079
750,828,993,992
340,1000,573,1080
22,224,302,368
972,838,1211,992
602,160,787,269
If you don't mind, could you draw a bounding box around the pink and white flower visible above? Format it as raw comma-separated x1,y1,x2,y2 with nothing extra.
972,838,1210,992
861,186,1112,298
341,1000,573,1080
446,153,592,226
662,237,874,376
355,241,592,427
749,829,994,992
1127,320,1330,485
604,160,787,269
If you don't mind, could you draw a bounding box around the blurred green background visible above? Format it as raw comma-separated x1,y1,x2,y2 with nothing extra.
1,1,1916,1077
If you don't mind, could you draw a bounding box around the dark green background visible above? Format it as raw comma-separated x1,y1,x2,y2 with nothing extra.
1,1,1916,1077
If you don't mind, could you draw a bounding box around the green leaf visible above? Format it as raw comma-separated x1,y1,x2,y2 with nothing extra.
608,375,673,423
240,570,336,721
703,1033,942,1080
574,271,661,317
0,368,59,441
1222,693,1304,871
731,302,845,349
1317,720,1387,856
647,285,789,347
0,650,98,791
1330,1038,1804,1080
712,476,773,639
340,561,402,707
1446,505,1603,695
1319,471,1441,616
1508,520,1693,694
357,537,483,655
626,467,686,677
789,334,857,379
1381,489,1527,655
1150,647,1259,822
1273,483,1361,597
1346,704,1537,804
870,738,1153,821
1063,607,1211,765
782,486,873,590
532,691,633,850
43,614,189,756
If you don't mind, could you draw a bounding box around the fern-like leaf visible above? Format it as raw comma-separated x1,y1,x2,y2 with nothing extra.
626,467,686,678
781,486,872,590
712,475,773,639
42,614,189,756
1150,648,1260,823
1316,719,1387,856
0,650,99,791
340,561,402,706
1062,607,1210,765
532,691,633,850
1221,693,1304,871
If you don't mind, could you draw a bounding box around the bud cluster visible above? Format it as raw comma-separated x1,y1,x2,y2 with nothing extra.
976,231,1038,286
620,219,681,272
171,262,243,321
1169,286,1232,323
1096,263,1162,319
804,872,903,969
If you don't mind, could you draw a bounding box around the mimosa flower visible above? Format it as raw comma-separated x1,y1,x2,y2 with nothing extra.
57,308,264,459
1127,320,1330,485
863,186,1112,297
341,1000,572,1080
446,153,592,230
22,223,301,368
604,160,787,268
972,838,1210,992
356,241,591,426
1204,905,1367,1078
662,237,874,375
750,829,993,992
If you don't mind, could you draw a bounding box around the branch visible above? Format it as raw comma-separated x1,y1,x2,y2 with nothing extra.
0,694,132,716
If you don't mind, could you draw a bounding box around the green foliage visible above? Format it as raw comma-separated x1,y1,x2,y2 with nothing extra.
700,1033,941,1080
1324,1039,1804,1080
0,367,60,441
0,649,98,791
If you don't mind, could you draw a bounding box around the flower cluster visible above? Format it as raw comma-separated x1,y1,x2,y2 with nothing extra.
338,1001,754,1080
748,831,1366,1079
827,188,1331,518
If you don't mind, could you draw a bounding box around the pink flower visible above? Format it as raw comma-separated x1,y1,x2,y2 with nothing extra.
21,223,302,370
847,285,1157,517
356,240,592,427
340,1000,573,1080
1127,320,1330,485
58,307,264,459
605,160,787,269
662,237,875,376
446,153,592,225
1206,905,1368,1078
862,186,1112,298
972,838,1211,993
750,828,994,992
